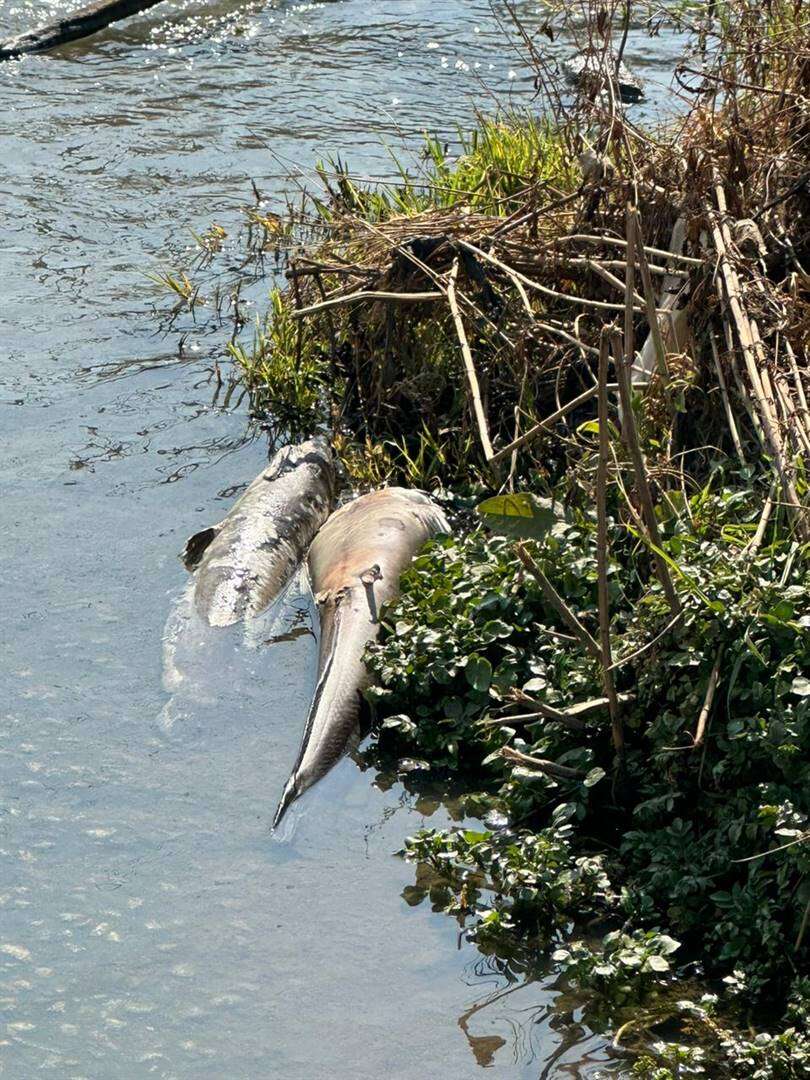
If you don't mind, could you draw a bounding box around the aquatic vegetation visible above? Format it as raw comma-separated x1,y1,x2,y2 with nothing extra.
364,472,809,1074
146,267,199,309
228,289,334,432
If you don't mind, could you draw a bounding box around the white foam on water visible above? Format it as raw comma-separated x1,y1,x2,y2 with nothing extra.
157,571,317,736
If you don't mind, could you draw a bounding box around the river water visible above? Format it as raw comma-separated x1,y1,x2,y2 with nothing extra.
0,3,686,1077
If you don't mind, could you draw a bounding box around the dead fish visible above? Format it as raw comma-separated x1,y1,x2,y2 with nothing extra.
273,488,449,827
181,436,337,627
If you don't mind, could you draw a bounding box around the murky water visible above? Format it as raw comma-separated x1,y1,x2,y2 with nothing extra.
0,3,686,1076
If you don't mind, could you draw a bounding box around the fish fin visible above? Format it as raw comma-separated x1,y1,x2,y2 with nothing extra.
180,524,221,571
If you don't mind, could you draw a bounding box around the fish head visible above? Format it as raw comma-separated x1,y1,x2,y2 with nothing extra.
264,435,339,503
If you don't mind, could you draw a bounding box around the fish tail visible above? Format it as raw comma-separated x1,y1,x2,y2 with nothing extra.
271,603,341,829
272,774,300,830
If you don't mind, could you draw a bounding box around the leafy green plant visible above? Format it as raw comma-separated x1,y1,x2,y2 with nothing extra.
364,470,809,1077
553,930,681,1014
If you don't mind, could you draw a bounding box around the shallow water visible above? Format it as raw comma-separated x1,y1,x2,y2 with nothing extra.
0,3,686,1076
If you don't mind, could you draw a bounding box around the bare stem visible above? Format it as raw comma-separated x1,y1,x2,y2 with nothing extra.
515,543,601,660
447,257,496,467
611,329,681,614
597,328,624,757
500,746,585,781
693,645,724,748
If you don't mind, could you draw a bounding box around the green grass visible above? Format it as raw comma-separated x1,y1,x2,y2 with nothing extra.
228,288,334,431
316,113,576,222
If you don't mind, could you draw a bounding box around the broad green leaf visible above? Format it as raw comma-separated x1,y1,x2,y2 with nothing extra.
476,492,557,541
791,676,810,697
465,654,492,692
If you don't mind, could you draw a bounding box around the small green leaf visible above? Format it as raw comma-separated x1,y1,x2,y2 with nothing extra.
577,419,601,435
656,935,681,955
583,767,606,788
646,955,670,972
791,676,810,697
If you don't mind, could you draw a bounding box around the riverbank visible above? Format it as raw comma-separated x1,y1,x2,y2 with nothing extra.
230,0,809,1074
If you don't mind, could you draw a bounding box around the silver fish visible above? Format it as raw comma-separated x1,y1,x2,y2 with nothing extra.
181,436,337,627
273,487,449,827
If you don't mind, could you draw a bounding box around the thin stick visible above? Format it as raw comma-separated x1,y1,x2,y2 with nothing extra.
566,257,689,278
611,330,681,614
775,372,810,458
292,289,442,317
631,208,669,384
693,645,724,748
479,710,587,732
785,340,810,446
622,205,637,441
490,383,618,465
796,897,810,952
532,321,600,358
515,544,601,660
552,233,704,267
586,259,646,304
485,690,633,731
710,329,746,466
500,746,585,781
490,257,599,356
732,832,809,863
457,239,659,315
742,481,776,559
607,609,683,671
447,258,496,465
597,328,623,756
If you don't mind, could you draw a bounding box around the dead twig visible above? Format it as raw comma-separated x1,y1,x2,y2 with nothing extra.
515,543,601,660
457,239,663,315
596,328,623,757
630,207,669,386
551,233,704,267
710,329,746,467
693,645,724,748
742,481,777,559
500,746,585,781
611,328,681,615
447,257,497,466
607,610,683,671
490,383,618,465
292,289,442,317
